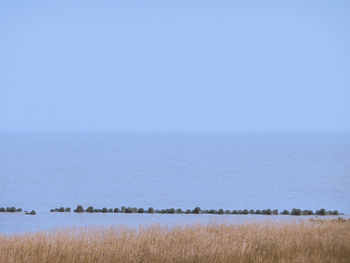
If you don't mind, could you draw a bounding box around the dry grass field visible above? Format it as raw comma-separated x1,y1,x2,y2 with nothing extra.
0,219,349,263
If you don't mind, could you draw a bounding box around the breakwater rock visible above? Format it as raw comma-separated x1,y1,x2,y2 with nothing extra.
66,206,340,216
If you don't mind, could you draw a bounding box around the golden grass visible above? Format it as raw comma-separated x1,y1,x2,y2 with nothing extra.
1,219,349,263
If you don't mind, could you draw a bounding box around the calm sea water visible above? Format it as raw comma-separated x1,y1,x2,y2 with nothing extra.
1,131,349,233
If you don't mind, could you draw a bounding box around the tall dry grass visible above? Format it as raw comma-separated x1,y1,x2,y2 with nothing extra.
1,220,349,263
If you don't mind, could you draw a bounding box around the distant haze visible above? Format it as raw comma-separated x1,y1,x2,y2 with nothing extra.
1,1,349,132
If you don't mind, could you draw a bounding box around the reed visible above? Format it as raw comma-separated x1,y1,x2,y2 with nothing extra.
0,219,349,263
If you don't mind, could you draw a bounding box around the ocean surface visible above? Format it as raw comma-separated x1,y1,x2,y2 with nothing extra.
1,131,349,234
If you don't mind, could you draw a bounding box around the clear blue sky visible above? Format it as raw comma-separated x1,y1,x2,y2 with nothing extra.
1,1,349,131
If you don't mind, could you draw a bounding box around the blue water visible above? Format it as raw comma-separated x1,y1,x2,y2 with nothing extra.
1,131,349,233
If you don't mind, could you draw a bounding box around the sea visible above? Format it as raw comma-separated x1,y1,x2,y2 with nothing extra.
1,131,349,234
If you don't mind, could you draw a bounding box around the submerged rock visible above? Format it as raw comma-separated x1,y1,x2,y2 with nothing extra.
25,210,36,215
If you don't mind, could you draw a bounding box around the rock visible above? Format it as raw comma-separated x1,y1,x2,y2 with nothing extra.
232,210,238,214
74,205,84,213
7,207,16,212
125,207,133,213
175,208,183,214
291,209,301,216
86,206,94,213
138,208,144,213
121,206,126,213
25,210,36,215
65,207,71,212
50,209,55,212
272,209,279,215
249,209,255,214
0,207,5,212
93,209,102,213
302,210,313,215
102,207,108,213
114,208,120,213
16,208,22,212
108,208,113,213
225,210,231,214
58,207,65,212
147,207,154,213
192,207,201,214
243,209,249,215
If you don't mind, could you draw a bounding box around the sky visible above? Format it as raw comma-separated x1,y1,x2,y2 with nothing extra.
1,0,349,132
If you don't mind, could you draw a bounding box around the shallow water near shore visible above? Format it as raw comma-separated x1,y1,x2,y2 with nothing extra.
1,131,350,234
1,212,349,235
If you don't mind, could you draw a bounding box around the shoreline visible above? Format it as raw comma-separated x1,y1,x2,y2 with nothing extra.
1,212,349,235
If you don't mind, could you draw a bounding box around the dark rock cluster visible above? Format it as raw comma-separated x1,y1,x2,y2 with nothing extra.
0,207,22,212
67,206,339,216
50,207,71,212
25,210,36,215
